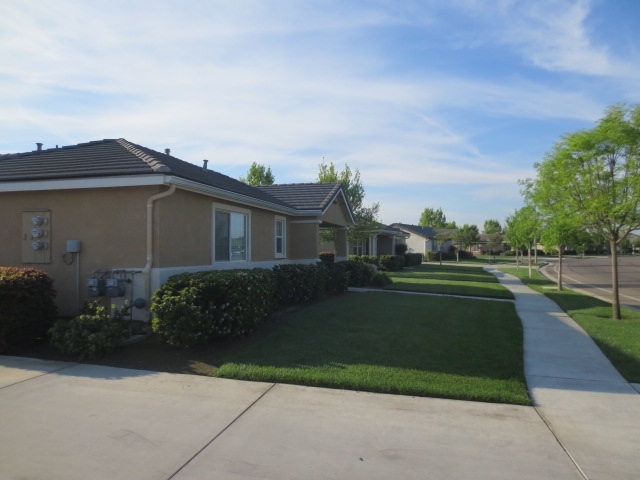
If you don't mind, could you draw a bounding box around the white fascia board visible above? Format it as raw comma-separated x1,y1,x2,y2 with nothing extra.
0,174,167,192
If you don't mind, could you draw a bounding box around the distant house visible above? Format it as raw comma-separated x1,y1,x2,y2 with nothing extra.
0,139,354,318
390,223,455,255
348,224,409,256
469,233,507,254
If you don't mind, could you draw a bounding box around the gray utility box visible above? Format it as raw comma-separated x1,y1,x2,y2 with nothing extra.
106,278,126,297
87,279,106,297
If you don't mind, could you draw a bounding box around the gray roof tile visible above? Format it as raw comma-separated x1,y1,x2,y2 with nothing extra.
257,183,344,211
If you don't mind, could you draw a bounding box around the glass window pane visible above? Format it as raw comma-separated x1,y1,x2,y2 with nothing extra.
230,213,247,261
215,211,230,261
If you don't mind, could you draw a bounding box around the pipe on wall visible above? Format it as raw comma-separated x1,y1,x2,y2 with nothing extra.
143,183,176,319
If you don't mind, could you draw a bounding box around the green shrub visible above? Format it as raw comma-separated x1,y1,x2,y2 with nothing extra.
151,269,276,348
371,272,393,287
340,260,375,287
395,243,408,255
403,253,423,266
379,255,403,271
0,267,57,351
318,252,335,264
273,264,325,308
49,302,125,360
319,262,349,295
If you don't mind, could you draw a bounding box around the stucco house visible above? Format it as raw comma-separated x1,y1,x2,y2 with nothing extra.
349,224,408,256
0,139,354,318
391,223,454,255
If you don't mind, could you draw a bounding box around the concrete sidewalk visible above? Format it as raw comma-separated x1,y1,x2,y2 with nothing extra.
488,267,640,480
1,269,639,479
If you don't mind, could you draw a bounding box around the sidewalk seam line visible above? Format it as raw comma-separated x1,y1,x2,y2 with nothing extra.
0,362,79,390
167,382,277,480
532,407,590,480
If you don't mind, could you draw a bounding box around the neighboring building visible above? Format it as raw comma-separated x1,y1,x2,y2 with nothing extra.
0,139,354,318
390,223,454,255
348,224,409,256
469,233,508,254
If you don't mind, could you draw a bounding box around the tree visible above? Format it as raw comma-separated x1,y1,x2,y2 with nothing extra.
505,206,542,277
452,224,479,262
419,207,448,228
483,219,502,234
239,162,275,186
524,103,640,319
539,214,584,291
317,161,379,244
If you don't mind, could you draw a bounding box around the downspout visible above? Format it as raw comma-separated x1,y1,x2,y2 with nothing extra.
143,183,176,319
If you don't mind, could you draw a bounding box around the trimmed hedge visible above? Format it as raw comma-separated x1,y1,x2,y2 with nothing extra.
348,254,405,272
273,264,325,307
403,252,423,267
151,262,350,348
340,260,376,287
151,269,276,348
0,267,57,351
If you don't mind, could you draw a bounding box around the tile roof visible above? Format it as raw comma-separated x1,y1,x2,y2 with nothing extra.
257,183,345,211
0,138,313,210
391,223,454,238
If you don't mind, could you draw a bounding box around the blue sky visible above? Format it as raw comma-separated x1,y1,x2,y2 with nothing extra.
2,0,639,229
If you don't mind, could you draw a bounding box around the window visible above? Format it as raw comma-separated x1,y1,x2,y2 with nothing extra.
352,240,364,256
214,207,248,262
275,217,286,257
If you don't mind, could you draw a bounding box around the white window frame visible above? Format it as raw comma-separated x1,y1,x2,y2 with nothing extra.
275,216,286,258
212,203,251,263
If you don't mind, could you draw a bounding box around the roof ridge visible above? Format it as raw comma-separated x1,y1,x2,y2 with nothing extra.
116,138,171,173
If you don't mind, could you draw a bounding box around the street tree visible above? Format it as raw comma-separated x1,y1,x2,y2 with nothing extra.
483,219,502,234
317,161,379,244
419,207,448,228
505,206,542,277
452,224,479,262
523,103,640,319
239,162,275,186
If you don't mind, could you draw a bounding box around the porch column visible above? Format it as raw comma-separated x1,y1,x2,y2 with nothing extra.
335,227,349,260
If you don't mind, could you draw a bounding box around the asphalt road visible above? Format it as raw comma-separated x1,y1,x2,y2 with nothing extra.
539,255,640,310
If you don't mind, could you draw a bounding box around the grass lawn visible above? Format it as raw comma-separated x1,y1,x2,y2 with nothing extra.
501,266,640,383
215,292,530,405
384,264,514,300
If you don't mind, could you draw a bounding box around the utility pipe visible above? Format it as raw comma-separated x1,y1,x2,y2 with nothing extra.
143,183,176,319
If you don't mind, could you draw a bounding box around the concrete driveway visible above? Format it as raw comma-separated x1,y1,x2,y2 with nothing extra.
0,356,583,480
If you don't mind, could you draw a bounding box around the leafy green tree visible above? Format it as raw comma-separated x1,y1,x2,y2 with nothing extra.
239,162,275,186
483,219,502,234
419,207,448,228
539,214,584,290
523,103,640,319
505,206,542,277
452,224,479,262
317,161,379,244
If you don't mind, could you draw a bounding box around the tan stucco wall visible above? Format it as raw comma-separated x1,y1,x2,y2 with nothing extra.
320,200,351,227
0,187,154,315
0,183,345,316
289,222,320,259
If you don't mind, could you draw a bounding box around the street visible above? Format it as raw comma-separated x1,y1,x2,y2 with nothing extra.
539,255,640,310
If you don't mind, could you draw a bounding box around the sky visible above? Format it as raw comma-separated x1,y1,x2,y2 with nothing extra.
2,0,639,229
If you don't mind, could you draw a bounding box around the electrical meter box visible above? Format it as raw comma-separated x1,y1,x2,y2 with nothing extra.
87,279,106,297
106,278,126,297
22,211,51,263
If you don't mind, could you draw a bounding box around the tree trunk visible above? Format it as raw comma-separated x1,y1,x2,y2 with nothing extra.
557,248,563,291
610,238,621,320
527,244,532,278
